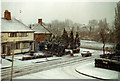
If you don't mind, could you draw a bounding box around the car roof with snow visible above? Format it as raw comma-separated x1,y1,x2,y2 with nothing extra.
1,18,34,32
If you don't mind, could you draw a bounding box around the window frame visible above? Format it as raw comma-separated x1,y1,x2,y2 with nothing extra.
8,32,28,37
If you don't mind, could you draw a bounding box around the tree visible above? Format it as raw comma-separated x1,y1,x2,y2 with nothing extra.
88,19,98,36
75,32,80,48
98,18,108,54
115,2,120,44
114,1,120,55
69,29,74,49
62,28,68,39
62,28,69,46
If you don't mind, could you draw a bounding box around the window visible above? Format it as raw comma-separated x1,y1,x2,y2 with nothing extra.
15,43,20,49
9,33,17,37
18,33,28,37
21,33,27,37
9,43,20,50
2,45,6,54
9,33,28,37
22,43,29,49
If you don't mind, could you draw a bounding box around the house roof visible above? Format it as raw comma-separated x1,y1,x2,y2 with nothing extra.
1,18,34,32
31,24,51,34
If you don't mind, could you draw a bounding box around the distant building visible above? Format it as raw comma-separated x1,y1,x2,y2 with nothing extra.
30,19,52,43
1,10,35,56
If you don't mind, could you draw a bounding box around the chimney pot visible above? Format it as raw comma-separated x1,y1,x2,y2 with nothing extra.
38,19,42,25
4,10,11,20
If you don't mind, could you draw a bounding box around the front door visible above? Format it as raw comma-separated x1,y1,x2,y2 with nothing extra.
30,42,32,51
7,46,11,56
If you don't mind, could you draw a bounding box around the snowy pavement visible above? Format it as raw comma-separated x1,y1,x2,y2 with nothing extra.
1,55,62,69
75,60,119,80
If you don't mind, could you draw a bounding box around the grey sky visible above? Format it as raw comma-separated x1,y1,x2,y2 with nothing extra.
1,2,117,25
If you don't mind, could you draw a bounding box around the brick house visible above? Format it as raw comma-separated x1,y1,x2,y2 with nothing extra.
30,19,52,51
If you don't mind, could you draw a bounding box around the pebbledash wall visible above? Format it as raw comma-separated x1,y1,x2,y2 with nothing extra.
1,10,35,56
1,32,34,43
1,32,34,55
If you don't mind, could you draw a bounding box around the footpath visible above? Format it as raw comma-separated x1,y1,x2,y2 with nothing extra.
75,61,120,80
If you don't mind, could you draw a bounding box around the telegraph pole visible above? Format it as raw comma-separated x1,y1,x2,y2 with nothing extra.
11,39,15,81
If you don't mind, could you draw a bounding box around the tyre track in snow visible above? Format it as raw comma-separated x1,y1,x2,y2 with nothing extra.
1,55,97,80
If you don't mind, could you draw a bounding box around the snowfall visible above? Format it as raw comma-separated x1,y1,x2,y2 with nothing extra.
1,40,120,80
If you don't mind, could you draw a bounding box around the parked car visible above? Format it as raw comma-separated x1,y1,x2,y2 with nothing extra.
72,48,80,53
81,51,92,57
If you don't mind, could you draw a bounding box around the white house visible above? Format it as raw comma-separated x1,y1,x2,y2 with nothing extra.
1,10,35,56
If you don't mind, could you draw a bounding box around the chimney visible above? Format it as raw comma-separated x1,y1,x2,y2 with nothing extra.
38,19,42,25
4,10,11,20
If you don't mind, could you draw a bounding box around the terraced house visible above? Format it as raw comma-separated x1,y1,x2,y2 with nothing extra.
1,10,35,56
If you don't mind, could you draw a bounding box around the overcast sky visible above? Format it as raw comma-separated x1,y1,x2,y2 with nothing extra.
1,1,117,25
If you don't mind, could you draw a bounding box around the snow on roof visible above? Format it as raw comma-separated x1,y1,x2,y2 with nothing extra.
1,18,34,32
31,24,51,34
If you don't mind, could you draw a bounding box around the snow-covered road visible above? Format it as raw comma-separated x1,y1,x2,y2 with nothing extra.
14,57,119,80
14,58,94,79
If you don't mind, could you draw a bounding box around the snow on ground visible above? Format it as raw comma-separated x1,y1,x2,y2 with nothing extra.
1,47,102,68
81,40,98,43
2,46,119,79
34,51,44,56
14,49,118,79
14,67,80,79
13,48,104,79
75,60,119,79
1,58,11,68
81,40,114,49
1,53,62,68
14,62,94,79
73,48,102,57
